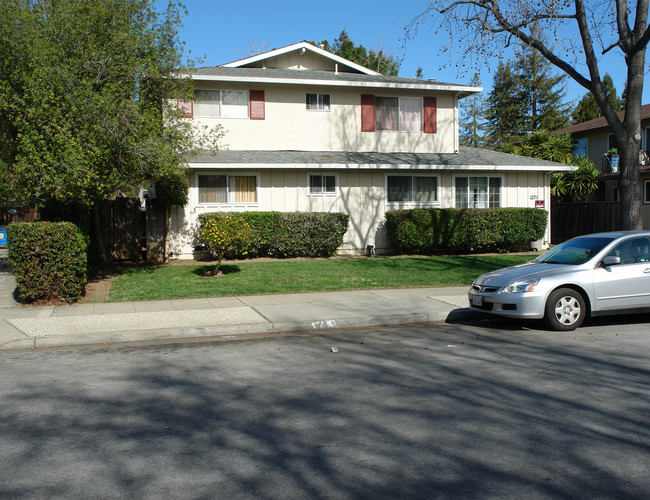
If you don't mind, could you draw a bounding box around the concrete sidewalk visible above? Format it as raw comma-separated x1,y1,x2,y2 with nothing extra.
0,250,471,350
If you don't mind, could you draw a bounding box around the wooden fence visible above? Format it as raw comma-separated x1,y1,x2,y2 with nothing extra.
551,202,621,244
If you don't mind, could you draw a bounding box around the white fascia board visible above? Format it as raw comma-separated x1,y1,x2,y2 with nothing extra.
221,41,381,76
187,74,481,94
188,162,574,172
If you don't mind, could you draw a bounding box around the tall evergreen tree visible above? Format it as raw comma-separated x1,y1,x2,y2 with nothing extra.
515,37,570,132
460,73,488,147
486,61,525,146
313,30,400,75
572,74,623,123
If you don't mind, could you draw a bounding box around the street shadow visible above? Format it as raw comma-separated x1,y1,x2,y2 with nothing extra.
1,326,649,498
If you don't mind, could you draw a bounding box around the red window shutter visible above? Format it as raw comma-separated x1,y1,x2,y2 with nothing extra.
423,97,437,134
250,90,265,120
178,99,193,118
361,94,375,132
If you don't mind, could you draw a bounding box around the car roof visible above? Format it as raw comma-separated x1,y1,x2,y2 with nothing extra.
572,231,650,239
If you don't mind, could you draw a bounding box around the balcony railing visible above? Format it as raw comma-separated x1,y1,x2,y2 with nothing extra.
601,150,650,174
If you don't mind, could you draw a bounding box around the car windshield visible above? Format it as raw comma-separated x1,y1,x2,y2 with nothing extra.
535,237,615,265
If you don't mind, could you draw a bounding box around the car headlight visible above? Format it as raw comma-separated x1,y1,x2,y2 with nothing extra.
499,278,539,294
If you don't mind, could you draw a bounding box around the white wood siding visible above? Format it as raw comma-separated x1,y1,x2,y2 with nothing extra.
167,169,551,259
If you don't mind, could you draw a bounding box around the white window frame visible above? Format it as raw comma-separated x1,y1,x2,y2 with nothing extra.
385,174,440,206
307,173,338,196
195,172,260,206
644,180,650,204
306,93,331,111
453,175,503,209
194,89,249,118
375,96,423,132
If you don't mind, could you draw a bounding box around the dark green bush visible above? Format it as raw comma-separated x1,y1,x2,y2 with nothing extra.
198,211,349,258
385,208,548,254
7,221,88,303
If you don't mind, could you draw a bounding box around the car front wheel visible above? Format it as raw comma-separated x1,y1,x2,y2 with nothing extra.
544,288,586,331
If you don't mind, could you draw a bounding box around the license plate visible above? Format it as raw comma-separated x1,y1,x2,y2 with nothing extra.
471,295,483,306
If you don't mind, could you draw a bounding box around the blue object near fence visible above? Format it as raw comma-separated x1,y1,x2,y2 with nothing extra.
0,228,6,247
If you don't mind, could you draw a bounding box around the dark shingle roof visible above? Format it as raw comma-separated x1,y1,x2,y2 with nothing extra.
556,104,650,135
191,66,473,91
187,147,571,171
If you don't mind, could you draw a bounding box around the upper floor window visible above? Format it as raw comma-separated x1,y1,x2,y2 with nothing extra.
375,97,422,132
308,174,336,195
362,95,436,133
455,176,501,208
387,175,438,203
197,174,258,204
306,93,330,111
194,90,249,118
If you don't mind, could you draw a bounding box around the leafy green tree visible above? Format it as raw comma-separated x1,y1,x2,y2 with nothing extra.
0,0,222,263
314,30,400,75
459,73,488,147
572,74,623,123
486,61,525,146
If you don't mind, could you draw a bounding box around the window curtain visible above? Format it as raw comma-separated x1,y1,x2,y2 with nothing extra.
387,176,411,202
234,176,257,202
194,90,221,117
222,90,248,118
414,177,436,202
199,175,227,203
399,97,423,132
375,97,398,131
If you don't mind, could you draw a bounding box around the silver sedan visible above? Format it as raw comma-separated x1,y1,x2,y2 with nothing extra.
468,231,650,330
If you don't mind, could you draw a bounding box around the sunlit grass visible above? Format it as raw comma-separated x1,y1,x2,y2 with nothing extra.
106,254,535,302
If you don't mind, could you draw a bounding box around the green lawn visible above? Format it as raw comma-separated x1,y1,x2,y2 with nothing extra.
106,254,536,302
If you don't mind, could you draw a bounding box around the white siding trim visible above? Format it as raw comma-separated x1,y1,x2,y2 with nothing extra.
188,162,574,172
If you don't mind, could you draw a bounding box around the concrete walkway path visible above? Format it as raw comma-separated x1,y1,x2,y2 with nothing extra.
0,249,471,351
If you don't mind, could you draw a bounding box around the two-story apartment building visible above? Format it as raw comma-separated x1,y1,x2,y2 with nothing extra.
166,42,572,258
556,105,650,230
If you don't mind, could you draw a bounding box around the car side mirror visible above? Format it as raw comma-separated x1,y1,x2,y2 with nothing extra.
601,256,621,267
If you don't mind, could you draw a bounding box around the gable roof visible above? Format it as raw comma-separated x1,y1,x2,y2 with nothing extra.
556,104,650,135
221,41,382,76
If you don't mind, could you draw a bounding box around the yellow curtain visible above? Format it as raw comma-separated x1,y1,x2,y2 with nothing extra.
234,176,257,203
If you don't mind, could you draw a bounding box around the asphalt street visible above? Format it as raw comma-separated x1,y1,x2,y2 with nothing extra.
1,317,649,499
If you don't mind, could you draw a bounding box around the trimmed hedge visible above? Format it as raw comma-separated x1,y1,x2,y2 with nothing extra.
385,208,548,254
198,211,349,258
7,221,88,303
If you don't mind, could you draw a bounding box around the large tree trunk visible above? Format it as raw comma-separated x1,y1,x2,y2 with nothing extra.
619,146,643,230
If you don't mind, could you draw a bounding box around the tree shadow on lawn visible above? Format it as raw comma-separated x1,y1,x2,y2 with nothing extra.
192,264,242,277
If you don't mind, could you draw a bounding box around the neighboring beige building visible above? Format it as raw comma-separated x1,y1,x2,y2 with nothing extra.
556,104,650,228
166,42,572,258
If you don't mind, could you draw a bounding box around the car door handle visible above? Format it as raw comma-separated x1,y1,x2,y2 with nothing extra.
645,268,650,274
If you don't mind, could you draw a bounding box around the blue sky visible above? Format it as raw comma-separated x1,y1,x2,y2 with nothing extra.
166,0,636,107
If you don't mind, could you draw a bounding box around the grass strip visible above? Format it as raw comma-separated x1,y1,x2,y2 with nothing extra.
106,254,535,302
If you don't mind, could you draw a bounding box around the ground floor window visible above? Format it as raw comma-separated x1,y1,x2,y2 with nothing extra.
197,174,258,204
455,176,502,208
387,175,438,203
308,174,336,195
645,180,650,204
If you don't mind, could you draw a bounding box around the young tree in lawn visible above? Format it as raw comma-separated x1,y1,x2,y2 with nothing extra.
0,0,222,263
407,0,650,231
